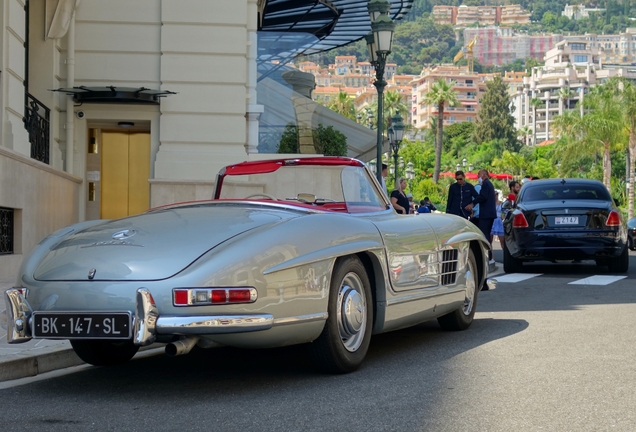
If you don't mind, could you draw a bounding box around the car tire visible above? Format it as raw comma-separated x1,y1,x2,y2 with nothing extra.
310,256,373,374
70,339,140,366
629,237,635,251
503,243,523,273
437,249,479,331
607,246,629,273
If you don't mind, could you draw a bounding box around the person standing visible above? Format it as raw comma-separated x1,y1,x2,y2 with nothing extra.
391,178,410,214
471,183,481,227
380,163,388,196
508,180,521,198
445,170,478,219
465,169,497,261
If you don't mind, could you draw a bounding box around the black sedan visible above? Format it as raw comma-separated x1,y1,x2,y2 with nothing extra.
628,217,636,250
502,179,628,273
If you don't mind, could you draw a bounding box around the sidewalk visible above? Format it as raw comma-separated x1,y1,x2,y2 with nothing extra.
0,249,503,382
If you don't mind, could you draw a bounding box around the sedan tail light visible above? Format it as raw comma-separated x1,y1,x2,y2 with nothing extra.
606,210,621,227
512,212,529,228
173,288,257,306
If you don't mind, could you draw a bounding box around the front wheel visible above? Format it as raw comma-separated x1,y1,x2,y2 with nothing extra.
310,256,373,374
71,339,139,366
437,249,479,331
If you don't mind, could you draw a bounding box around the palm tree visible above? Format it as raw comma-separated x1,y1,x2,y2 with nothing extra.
580,81,625,189
518,125,531,146
558,88,574,115
619,79,636,218
384,89,409,125
423,78,460,182
530,97,542,145
328,91,356,121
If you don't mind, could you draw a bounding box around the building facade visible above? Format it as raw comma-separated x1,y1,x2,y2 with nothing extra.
0,0,409,278
464,27,563,66
510,39,636,145
432,4,530,27
410,65,488,129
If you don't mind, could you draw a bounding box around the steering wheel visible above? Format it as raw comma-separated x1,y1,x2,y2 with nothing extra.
246,193,279,201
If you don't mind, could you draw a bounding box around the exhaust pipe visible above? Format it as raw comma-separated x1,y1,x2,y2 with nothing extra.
165,336,199,357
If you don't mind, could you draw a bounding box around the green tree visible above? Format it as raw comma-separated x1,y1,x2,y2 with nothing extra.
277,123,298,153
423,78,460,183
312,124,348,156
530,97,542,146
619,79,636,218
328,91,356,121
472,75,519,152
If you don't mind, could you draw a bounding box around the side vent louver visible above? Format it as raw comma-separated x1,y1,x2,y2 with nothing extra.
441,249,459,286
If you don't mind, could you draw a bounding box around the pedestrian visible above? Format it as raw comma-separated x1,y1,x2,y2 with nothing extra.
464,169,497,262
406,193,415,213
422,196,437,212
509,180,521,198
391,178,410,214
446,170,478,219
491,194,505,250
418,199,431,213
380,163,388,195
471,183,481,227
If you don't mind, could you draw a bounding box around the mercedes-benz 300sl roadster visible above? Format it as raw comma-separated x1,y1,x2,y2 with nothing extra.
3,157,494,373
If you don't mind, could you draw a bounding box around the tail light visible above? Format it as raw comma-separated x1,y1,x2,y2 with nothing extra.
512,211,529,228
606,210,621,227
173,288,257,306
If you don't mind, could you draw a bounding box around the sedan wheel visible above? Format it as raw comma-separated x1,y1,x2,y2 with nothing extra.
438,249,479,331
629,237,635,251
607,246,629,273
310,256,373,374
71,339,139,366
503,243,523,273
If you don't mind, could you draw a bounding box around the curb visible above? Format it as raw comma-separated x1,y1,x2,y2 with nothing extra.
0,344,164,383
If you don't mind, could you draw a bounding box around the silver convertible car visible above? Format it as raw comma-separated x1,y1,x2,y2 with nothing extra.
4,157,494,373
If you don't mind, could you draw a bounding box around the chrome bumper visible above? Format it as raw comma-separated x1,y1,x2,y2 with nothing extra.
3,288,274,345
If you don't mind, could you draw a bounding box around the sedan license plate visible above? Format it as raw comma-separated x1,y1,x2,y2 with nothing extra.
32,312,131,339
555,216,579,225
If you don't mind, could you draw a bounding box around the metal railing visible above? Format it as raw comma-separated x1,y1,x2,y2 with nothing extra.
0,207,14,255
24,93,50,164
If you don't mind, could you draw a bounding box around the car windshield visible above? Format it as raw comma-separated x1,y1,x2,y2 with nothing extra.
521,184,611,202
217,164,387,213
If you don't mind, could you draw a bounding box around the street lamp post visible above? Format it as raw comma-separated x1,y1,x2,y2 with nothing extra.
389,113,405,189
406,162,414,191
366,0,396,183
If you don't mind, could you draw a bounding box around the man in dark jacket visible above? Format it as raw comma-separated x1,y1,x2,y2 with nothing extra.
465,169,497,261
446,170,478,219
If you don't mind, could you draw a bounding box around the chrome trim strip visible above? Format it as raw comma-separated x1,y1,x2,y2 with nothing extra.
134,288,158,346
272,312,328,326
4,289,33,343
387,287,465,306
155,314,273,335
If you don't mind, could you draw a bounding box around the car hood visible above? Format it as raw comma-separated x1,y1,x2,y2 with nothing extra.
33,204,298,281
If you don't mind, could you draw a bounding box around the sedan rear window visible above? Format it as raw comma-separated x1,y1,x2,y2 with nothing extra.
522,185,611,202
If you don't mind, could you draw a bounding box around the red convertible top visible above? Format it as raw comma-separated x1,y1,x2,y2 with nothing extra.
221,157,364,176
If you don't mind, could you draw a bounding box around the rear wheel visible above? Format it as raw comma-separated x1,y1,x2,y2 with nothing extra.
607,246,629,273
628,237,635,251
437,250,479,331
310,256,373,374
71,340,139,366
503,243,523,273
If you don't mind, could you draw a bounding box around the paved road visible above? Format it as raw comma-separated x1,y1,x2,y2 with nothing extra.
0,257,635,432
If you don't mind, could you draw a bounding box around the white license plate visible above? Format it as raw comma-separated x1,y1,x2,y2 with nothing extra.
555,216,579,225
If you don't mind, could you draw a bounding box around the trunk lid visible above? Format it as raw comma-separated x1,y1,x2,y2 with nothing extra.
34,204,298,281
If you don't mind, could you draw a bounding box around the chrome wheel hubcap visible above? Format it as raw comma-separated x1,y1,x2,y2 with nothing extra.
463,262,476,316
337,272,367,352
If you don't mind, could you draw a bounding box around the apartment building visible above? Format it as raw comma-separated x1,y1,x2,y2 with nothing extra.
334,55,357,74
433,4,530,27
566,28,636,65
562,4,605,20
510,39,636,145
411,65,488,129
464,27,563,66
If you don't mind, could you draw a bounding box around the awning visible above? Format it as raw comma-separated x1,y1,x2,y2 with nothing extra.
258,0,413,62
51,86,177,104
461,101,478,105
